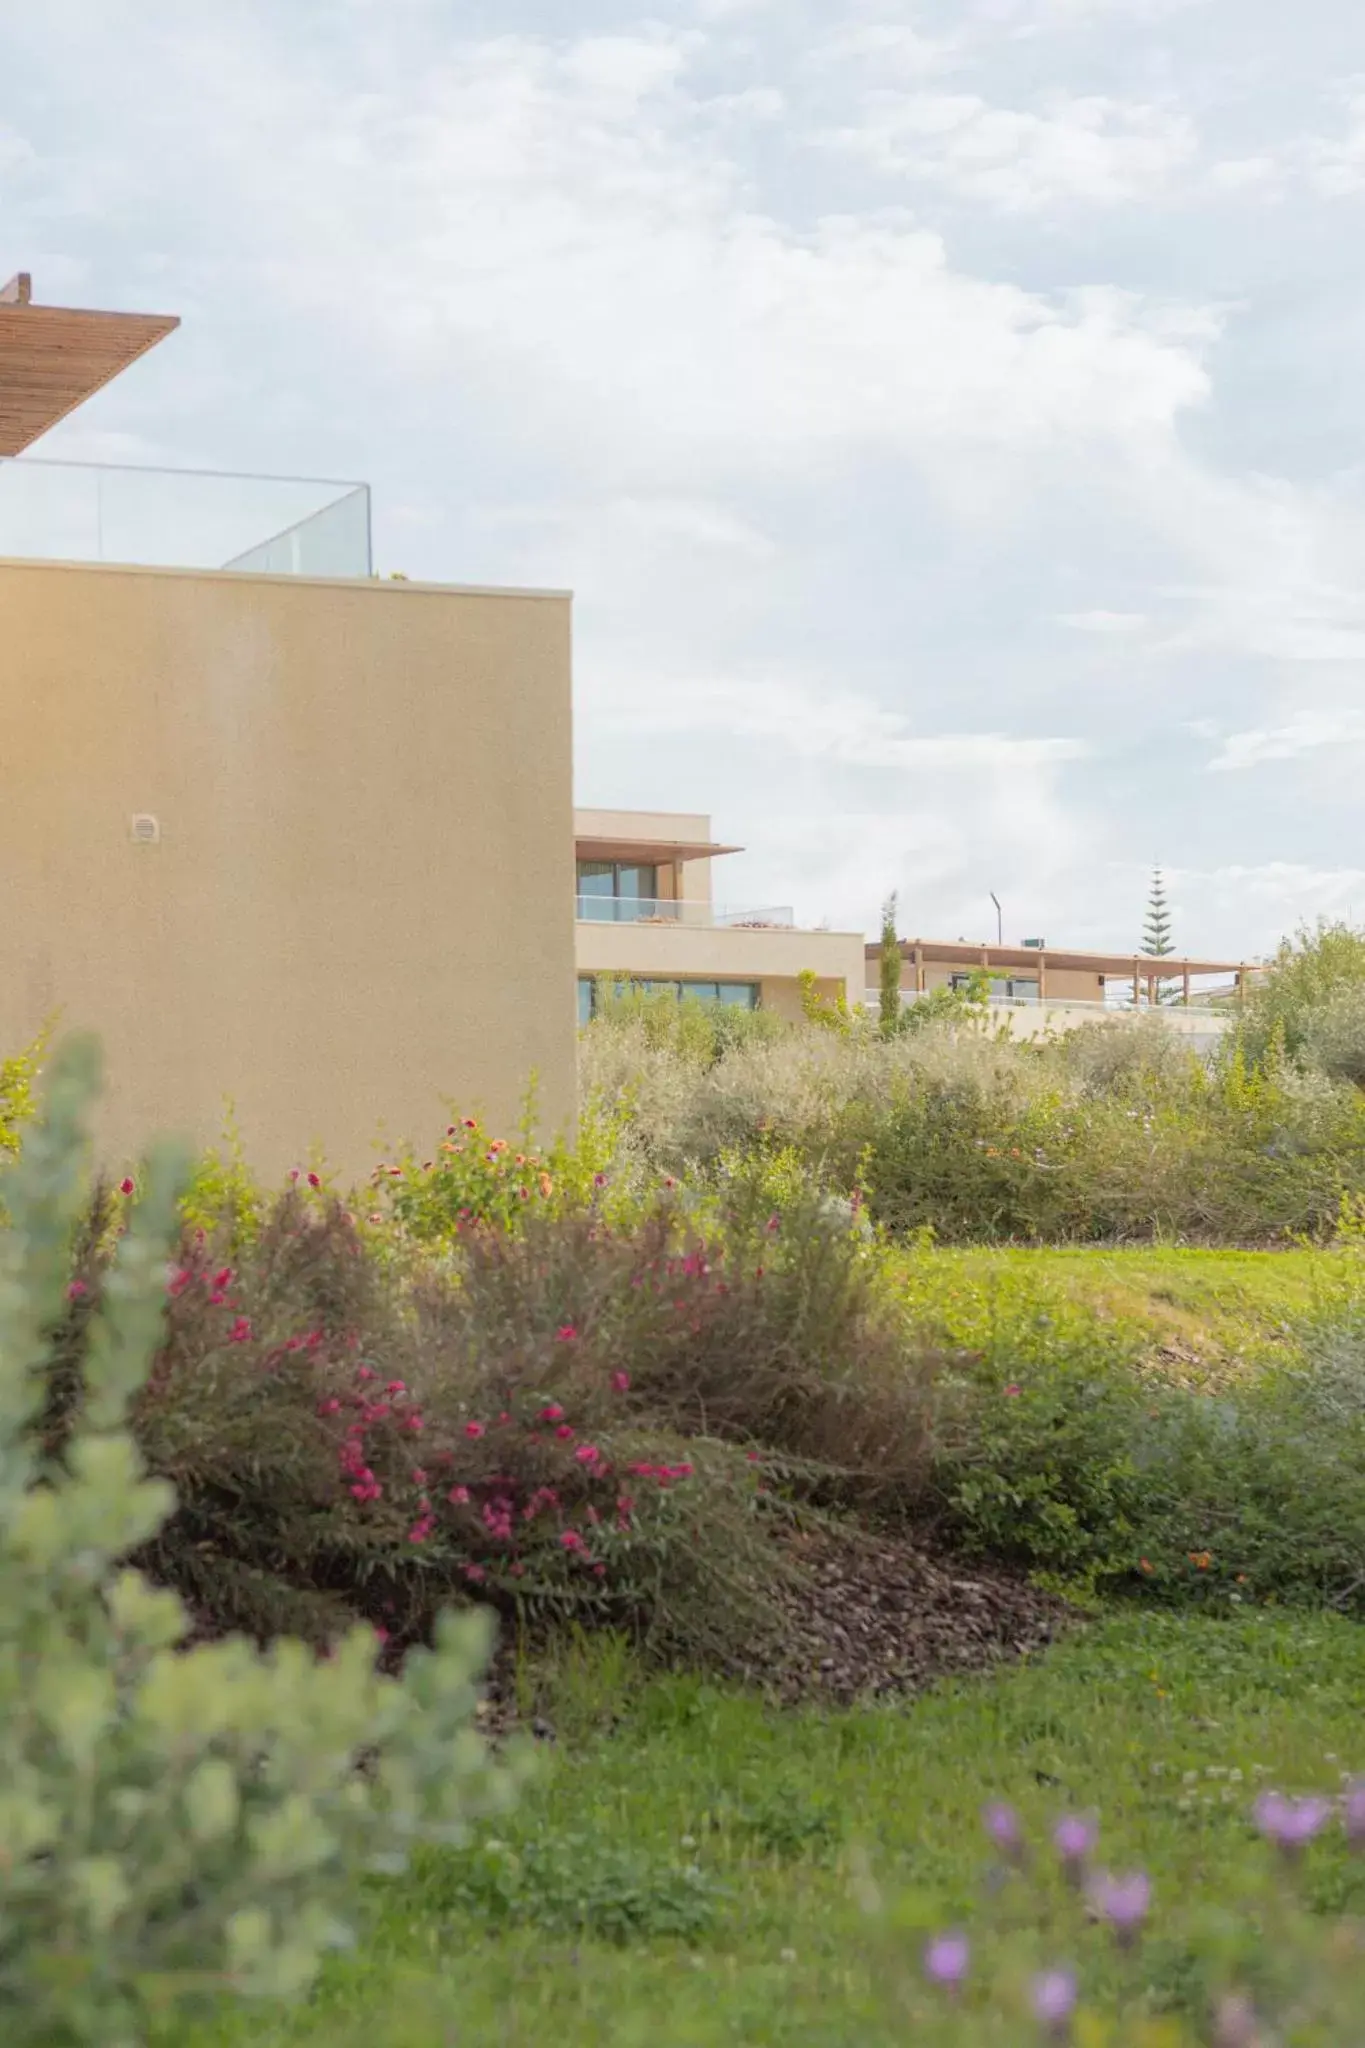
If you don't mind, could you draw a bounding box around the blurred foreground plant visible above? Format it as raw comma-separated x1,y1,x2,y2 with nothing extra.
0,1037,521,2048
888,1778,1365,2043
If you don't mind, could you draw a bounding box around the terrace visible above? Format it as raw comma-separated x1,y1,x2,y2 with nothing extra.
0,275,370,579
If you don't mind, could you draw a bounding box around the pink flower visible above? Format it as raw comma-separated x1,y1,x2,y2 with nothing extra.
556,1324,579,1343
611,1371,631,1393
386,1379,407,1396
464,1420,486,1439
356,1365,376,1382
317,1398,341,1417
448,1485,471,1506
540,1404,565,1423
1004,1383,1022,1397
407,1515,435,1543
593,1172,608,1188
166,1267,192,1297
66,1280,88,1301
373,1625,389,1645
226,1316,253,1344
574,1444,601,1465
118,1177,135,1197
289,1168,301,1183
560,1529,587,1552
555,1424,575,1441
307,1171,321,1189
463,1563,486,1583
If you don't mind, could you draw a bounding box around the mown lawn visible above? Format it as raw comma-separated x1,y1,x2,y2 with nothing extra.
179,1610,1365,2048
889,1242,1364,1388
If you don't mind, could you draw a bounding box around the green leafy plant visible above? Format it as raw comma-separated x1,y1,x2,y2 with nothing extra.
0,1036,520,2048
0,1032,45,1164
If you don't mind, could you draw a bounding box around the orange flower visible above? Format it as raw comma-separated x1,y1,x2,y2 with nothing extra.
1189,1551,1212,1570
1139,1558,1154,1575
538,1172,554,1197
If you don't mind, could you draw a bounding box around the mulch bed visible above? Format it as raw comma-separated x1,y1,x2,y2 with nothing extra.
475,1521,1073,1737
759,1522,1072,1708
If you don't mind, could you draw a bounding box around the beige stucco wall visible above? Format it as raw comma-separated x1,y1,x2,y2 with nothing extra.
576,919,865,1009
0,559,577,1179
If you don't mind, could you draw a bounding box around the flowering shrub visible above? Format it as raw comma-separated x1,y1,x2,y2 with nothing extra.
0,1037,520,2048
896,1779,1365,2041
374,1097,628,1242
0,1032,43,1169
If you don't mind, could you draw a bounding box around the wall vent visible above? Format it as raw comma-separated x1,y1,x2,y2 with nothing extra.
130,814,161,844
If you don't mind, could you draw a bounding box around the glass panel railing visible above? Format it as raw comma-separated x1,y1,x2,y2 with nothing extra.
0,457,371,577
575,896,795,928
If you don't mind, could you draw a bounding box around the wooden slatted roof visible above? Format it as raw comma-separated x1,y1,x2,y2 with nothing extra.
0,274,179,455
865,939,1251,978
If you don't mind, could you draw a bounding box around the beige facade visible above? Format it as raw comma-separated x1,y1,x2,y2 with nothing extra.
574,808,864,1018
0,558,577,1178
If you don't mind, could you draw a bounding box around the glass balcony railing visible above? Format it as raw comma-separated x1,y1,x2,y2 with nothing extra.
0,456,372,578
575,896,796,928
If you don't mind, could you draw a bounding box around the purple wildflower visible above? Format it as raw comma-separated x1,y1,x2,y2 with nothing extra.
1212,1993,1260,2047
983,1801,1024,1858
1253,1790,1332,1855
1053,1813,1097,1879
1031,1968,1078,2036
1091,1870,1151,1945
923,1931,969,1988
1345,1780,1365,1847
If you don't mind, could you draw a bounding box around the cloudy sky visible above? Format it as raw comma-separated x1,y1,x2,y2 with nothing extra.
5,0,1365,958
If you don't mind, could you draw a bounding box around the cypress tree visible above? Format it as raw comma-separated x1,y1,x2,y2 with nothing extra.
879,892,902,1035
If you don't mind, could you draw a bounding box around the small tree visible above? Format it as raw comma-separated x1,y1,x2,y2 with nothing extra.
1142,868,1174,960
879,892,902,1037
1142,867,1177,1005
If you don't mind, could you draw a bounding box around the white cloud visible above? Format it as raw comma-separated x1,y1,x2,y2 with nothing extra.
1057,609,1149,632
1304,88,1365,197
1208,711,1365,772
820,91,1198,211
1208,156,1283,195
590,667,1089,771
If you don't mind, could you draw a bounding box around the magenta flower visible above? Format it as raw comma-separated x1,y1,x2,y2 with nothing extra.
611,1370,631,1393
1253,1791,1332,1854
922,1932,969,1988
1091,1870,1151,1944
1031,1968,1078,2035
463,1420,486,1439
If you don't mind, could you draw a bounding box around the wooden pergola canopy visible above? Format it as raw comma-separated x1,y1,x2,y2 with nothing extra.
575,835,743,866
0,273,179,455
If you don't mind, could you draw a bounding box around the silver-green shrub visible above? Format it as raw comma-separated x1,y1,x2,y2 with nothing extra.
0,1037,522,2048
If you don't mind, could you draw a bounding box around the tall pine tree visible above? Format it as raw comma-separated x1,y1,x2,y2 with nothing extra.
1143,867,1174,957
879,891,902,1035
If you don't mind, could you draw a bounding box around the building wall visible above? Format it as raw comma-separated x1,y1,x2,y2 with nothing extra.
575,919,865,1009
573,807,715,910
0,559,577,1178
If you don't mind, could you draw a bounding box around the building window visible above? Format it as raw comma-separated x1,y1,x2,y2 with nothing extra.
578,976,758,1020
950,973,1040,1002
576,860,660,921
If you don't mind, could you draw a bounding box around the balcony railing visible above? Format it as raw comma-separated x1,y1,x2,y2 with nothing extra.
0,456,372,578
575,896,795,928
865,990,1235,1021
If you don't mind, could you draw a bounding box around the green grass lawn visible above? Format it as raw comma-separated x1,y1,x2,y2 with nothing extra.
888,1242,1365,1388
178,1610,1365,2048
